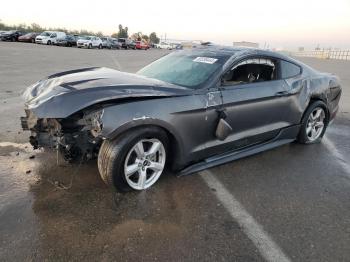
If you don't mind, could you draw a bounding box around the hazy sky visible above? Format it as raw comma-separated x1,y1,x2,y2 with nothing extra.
1,0,350,50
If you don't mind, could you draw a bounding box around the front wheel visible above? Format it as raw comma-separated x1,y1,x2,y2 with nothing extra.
297,101,328,144
98,127,169,192
47,40,51,45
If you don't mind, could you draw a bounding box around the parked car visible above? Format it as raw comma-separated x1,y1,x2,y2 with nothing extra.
156,42,173,49
0,30,24,41
56,35,77,47
18,32,39,43
111,38,122,49
128,40,136,49
118,38,132,49
101,37,113,49
135,40,149,50
35,31,66,45
77,36,103,49
21,46,342,192
175,44,183,50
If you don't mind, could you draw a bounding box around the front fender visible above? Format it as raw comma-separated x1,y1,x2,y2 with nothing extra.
100,100,186,168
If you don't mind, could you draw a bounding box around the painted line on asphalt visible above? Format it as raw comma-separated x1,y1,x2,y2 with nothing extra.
323,136,350,177
201,170,291,262
109,53,123,70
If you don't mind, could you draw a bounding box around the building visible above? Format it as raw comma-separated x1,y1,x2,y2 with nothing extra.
233,41,259,48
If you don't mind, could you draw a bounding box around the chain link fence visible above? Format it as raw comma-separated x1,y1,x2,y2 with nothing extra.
293,50,350,60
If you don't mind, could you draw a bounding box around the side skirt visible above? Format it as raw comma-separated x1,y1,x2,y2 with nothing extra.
178,125,300,177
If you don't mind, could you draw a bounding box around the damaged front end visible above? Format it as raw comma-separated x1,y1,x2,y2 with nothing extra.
21,108,104,162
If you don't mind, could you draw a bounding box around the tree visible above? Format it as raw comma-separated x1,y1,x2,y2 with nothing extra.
130,33,139,40
31,23,43,32
96,31,104,37
117,24,128,38
149,32,160,44
142,34,149,42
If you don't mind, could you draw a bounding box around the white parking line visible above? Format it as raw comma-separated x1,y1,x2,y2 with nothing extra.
323,137,350,177
201,170,291,262
109,53,123,70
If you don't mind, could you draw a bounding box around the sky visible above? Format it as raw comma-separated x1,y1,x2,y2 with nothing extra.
1,0,350,50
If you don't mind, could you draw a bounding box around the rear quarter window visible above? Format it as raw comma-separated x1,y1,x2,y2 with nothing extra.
280,60,301,78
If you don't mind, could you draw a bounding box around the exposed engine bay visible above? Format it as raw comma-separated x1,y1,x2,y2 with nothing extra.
21,108,104,161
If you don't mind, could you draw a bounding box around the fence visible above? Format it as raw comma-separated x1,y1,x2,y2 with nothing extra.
293,50,350,60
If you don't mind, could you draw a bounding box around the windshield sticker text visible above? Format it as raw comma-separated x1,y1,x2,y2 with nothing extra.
193,57,218,64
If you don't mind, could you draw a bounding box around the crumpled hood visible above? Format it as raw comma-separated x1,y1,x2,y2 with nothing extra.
23,67,191,118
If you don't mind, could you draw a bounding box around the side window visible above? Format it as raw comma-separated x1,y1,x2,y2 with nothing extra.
222,58,277,86
280,60,301,78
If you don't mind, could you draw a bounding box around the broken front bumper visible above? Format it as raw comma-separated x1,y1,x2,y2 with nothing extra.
21,109,59,149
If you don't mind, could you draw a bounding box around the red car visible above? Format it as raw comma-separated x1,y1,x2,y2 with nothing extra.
135,41,149,50
18,32,39,43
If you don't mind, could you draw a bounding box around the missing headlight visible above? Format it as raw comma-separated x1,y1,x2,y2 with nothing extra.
86,109,104,137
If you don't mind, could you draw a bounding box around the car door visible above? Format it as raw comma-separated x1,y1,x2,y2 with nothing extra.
50,33,57,43
211,56,293,153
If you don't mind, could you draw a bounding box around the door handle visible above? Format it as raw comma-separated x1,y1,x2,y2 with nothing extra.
275,91,289,97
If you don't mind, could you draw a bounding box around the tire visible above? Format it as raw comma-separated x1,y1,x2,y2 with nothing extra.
47,40,51,45
98,126,169,192
99,44,102,49
297,101,328,144
88,43,92,49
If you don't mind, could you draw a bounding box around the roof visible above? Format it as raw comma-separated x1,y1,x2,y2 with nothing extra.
195,44,293,61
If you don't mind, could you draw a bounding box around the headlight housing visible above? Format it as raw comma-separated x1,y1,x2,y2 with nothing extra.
84,109,104,137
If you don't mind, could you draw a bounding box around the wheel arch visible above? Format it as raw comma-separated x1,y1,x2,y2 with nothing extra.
301,97,330,124
104,120,185,171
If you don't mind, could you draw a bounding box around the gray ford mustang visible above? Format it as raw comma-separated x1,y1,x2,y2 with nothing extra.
21,46,341,191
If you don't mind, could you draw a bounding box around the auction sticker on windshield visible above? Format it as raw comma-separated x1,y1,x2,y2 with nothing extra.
193,57,218,64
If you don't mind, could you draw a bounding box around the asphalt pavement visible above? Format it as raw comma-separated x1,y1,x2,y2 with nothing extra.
0,42,349,261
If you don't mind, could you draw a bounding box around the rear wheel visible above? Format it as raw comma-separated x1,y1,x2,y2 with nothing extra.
98,127,169,192
297,101,328,144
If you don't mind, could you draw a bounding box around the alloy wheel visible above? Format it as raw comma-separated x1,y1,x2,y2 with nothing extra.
124,138,166,190
306,107,326,141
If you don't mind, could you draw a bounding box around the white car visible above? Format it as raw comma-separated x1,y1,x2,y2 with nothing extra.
77,36,103,49
35,31,66,45
156,42,173,50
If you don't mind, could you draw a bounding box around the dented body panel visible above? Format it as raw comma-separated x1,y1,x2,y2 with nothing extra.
21,46,342,172
23,67,192,118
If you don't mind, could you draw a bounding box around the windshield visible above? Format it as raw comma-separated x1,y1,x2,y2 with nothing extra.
81,36,91,40
137,51,229,88
40,32,52,37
